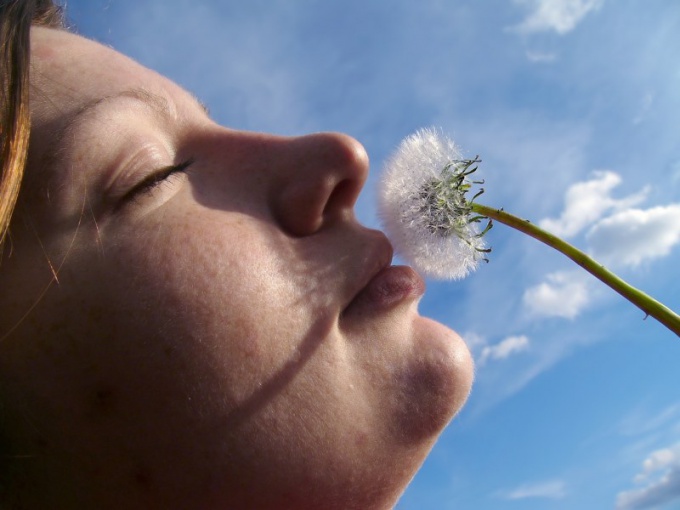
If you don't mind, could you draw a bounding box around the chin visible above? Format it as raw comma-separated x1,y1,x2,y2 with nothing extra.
389,316,474,446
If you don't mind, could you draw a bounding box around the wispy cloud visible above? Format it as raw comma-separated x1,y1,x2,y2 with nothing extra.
616,443,680,510
618,403,680,438
633,92,655,125
539,171,648,238
465,325,595,416
109,1,317,134
462,330,487,353
509,0,604,35
671,160,680,186
587,204,680,268
452,114,591,222
526,50,558,63
523,270,591,319
502,479,567,500
477,335,530,366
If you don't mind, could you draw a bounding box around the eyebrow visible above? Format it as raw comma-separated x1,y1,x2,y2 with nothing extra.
39,87,209,172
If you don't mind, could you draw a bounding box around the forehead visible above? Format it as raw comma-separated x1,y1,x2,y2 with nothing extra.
24,29,195,206
30,27,168,120
28,28,181,165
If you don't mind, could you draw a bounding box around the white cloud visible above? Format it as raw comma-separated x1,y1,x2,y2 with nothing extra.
523,270,590,319
539,171,648,238
478,335,530,366
637,448,680,482
503,479,567,500
616,443,680,510
587,204,680,268
510,0,604,35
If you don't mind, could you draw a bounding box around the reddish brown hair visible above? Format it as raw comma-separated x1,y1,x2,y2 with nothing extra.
0,0,64,251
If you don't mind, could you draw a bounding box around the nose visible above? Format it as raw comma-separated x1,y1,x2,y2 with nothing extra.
269,132,369,236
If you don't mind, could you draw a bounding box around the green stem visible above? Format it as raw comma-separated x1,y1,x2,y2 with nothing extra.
471,203,680,338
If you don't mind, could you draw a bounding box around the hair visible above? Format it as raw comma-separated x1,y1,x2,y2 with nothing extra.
0,0,65,252
0,1,64,501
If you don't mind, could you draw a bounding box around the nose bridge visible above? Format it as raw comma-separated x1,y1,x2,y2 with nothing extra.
270,132,370,237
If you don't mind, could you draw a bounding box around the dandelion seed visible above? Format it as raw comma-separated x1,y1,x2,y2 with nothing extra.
377,127,680,338
378,127,491,280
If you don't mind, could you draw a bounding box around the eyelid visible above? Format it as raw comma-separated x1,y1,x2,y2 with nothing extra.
115,157,195,209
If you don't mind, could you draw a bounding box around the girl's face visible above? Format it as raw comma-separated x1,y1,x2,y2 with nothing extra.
0,28,473,509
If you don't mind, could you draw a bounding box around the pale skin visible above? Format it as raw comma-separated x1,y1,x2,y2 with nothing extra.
0,27,474,509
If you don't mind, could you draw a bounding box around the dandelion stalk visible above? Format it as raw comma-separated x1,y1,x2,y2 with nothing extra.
471,203,680,337
379,128,680,338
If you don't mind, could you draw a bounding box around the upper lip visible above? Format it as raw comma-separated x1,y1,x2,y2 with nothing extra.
343,229,394,311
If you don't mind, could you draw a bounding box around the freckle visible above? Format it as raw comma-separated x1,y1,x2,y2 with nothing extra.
164,346,174,358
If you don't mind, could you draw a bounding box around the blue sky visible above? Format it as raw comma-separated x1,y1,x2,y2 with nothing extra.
64,1,680,508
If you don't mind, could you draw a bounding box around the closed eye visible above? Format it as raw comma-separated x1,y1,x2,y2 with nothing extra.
120,157,195,205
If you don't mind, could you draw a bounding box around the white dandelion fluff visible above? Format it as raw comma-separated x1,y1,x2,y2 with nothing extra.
376,129,680,337
378,127,490,280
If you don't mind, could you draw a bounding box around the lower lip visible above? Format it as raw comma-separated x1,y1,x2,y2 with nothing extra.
346,265,425,315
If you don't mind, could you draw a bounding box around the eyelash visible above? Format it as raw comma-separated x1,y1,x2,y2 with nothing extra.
122,157,195,203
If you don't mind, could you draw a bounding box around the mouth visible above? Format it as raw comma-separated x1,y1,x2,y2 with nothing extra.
342,232,426,317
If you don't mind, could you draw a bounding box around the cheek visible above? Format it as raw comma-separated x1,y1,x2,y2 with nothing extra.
88,209,348,431
0,215,332,498
94,217,296,393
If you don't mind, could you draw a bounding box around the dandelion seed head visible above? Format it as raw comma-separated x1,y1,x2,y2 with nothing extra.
378,127,488,280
